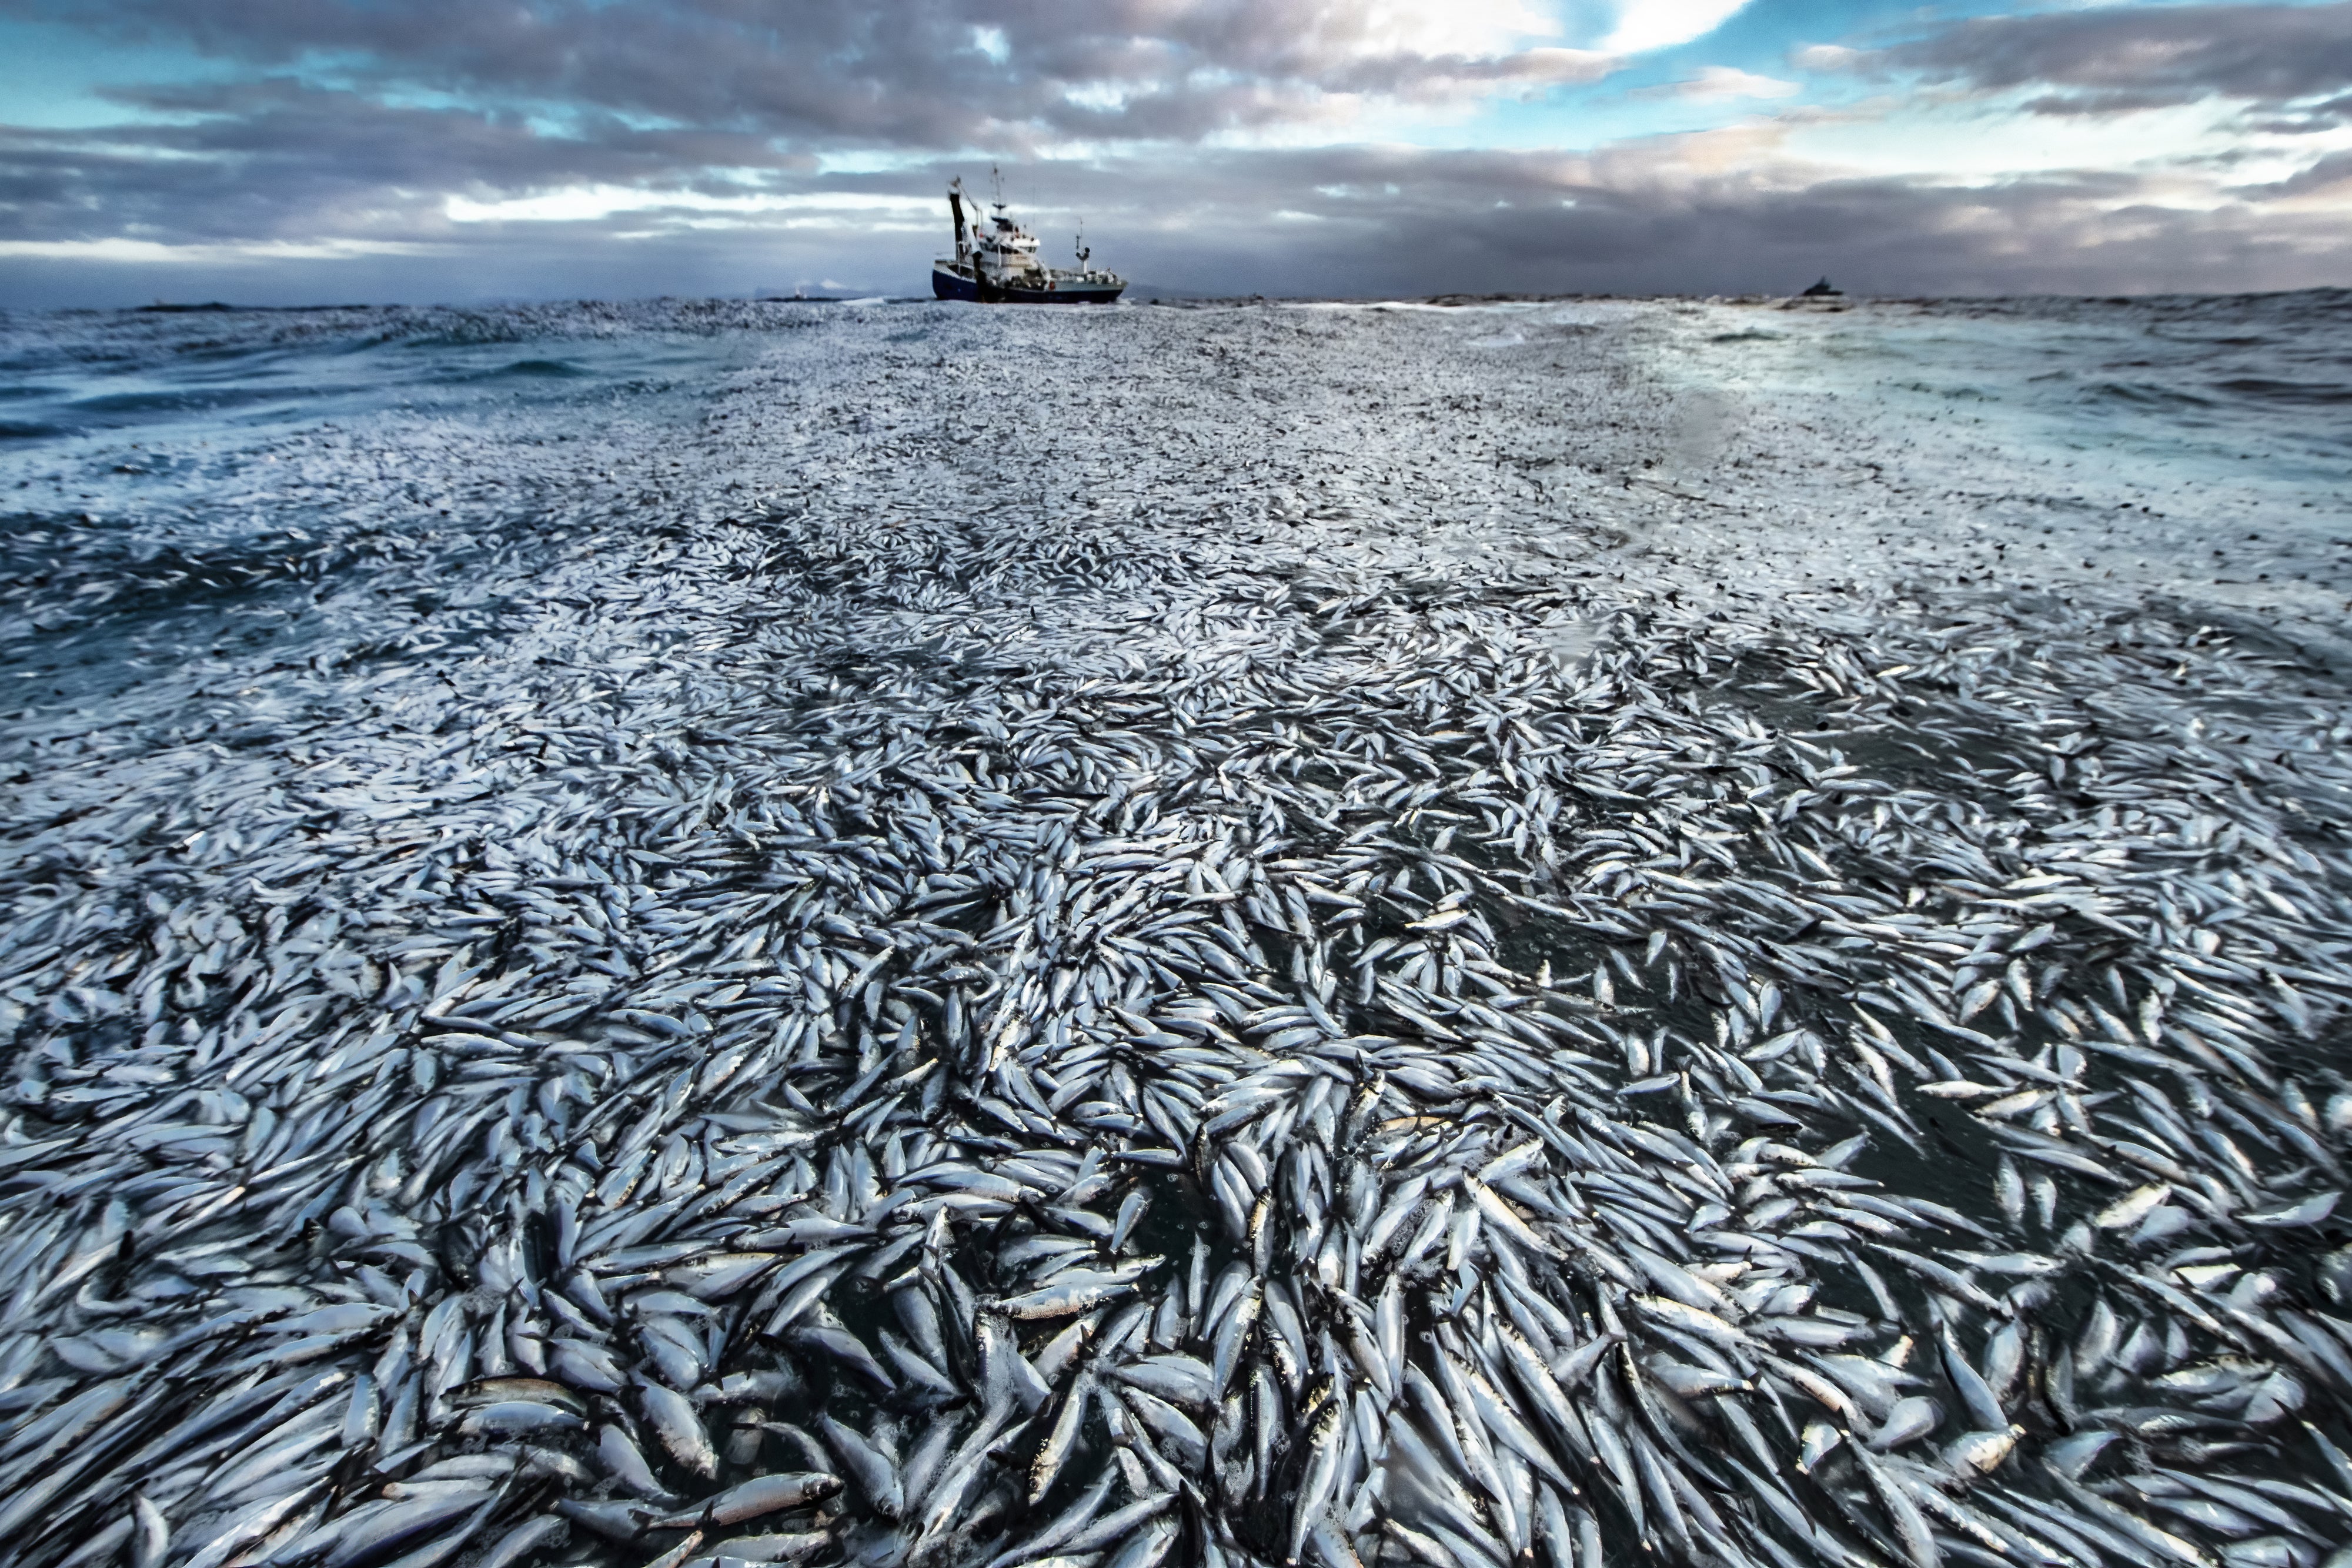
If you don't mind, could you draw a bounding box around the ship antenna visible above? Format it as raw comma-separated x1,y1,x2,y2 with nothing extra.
991,163,1004,210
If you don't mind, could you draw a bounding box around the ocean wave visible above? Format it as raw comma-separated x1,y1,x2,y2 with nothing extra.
2211,375,2352,406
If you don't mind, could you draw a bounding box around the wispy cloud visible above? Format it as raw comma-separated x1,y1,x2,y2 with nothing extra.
1666,66,1799,102
1599,0,1756,56
1846,1,2352,121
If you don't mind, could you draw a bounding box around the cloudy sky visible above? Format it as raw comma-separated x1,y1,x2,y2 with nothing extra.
2,0,2348,305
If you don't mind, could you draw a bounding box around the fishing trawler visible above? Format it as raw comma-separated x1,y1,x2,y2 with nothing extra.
932,174,1124,305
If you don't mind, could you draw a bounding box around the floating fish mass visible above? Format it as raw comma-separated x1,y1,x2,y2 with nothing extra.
2,299,2350,1568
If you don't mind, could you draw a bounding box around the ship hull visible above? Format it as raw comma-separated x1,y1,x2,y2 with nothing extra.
933,263,1122,305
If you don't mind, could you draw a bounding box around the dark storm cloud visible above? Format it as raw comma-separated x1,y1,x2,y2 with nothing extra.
3,1,2349,306
1118,142,2352,298
0,83,811,246
13,0,1606,149
8,108,2349,307
1863,1,2352,120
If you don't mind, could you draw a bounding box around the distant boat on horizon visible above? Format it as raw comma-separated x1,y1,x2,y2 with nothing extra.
1800,277,1844,297
932,173,1124,305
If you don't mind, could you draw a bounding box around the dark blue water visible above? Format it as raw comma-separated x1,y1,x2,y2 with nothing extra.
1662,289,2352,476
